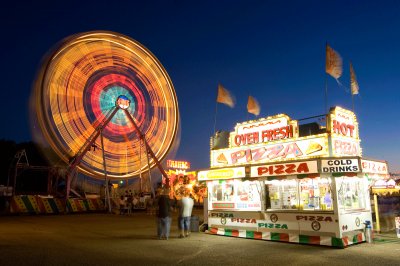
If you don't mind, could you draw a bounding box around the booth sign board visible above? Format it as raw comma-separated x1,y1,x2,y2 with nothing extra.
321,159,360,173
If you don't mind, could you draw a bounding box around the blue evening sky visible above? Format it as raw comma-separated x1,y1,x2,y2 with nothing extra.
1,0,399,172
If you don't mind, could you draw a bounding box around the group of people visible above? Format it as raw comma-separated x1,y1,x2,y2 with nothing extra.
379,197,400,232
119,190,147,215
156,187,194,240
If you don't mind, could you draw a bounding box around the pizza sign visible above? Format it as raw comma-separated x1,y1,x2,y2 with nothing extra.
211,137,328,167
332,137,361,156
251,161,318,177
361,159,388,174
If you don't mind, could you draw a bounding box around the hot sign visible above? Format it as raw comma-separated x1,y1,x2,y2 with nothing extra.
328,107,359,139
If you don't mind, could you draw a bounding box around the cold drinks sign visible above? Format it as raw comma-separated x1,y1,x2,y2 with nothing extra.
321,159,360,173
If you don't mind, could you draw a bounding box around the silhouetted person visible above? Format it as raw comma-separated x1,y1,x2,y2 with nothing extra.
157,188,171,240
178,189,194,238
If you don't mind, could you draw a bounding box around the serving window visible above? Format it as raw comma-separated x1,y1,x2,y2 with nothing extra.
336,176,368,211
208,179,262,211
266,177,333,211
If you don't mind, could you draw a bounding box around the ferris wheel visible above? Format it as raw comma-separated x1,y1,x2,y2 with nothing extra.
31,31,179,202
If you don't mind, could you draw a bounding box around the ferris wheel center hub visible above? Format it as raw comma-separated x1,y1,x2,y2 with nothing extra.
116,95,130,109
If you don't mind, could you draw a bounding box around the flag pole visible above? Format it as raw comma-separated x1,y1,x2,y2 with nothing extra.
352,92,355,112
246,94,249,121
213,84,219,134
325,74,328,114
324,42,328,114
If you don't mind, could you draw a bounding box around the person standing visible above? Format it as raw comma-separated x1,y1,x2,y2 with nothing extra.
119,195,127,215
157,188,171,240
178,189,194,238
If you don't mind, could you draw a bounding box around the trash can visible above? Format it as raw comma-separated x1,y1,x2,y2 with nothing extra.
364,220,373,243
191,215,199,232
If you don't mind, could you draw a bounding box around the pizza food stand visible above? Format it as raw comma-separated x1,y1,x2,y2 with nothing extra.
198,106,388,248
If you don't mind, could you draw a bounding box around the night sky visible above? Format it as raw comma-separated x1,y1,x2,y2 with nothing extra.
1,0,399,172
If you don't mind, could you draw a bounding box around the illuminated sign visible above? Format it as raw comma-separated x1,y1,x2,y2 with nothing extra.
361,159,388,174
212,203,235,209
198,167,245,181
116,95,130,109
236,203,261,209
251,161,318,177
372,179,396,188
211,136,328,167
328,107,359,139
321,159,360,173
332,137,361,156
230,114,298,147
166,160,190,169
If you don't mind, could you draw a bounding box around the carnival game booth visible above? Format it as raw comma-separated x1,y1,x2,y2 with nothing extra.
364,164,399,233
198,106,386,248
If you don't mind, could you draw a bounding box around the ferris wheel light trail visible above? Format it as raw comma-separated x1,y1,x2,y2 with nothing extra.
31,31,180,181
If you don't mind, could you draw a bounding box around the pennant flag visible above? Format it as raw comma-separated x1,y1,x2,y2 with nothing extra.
325,44,343,79
247,95,260,116
216,84,235,108
350,62,359,95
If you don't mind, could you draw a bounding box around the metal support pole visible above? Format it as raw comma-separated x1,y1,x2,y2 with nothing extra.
12,168,18,196
374,194,381,233
139,139,142,192
123,109,169,186
144,143,156,199
65,107,119,211
100,129,112,213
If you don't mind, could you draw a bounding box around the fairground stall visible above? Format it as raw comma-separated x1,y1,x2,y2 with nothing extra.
198,106,389,248
365,164,399,233
163,160,207,204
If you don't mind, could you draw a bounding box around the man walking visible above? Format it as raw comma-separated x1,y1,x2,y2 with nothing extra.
178,189,194,238
157,188,171,240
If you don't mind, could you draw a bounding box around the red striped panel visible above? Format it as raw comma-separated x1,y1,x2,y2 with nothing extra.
279,233,289,242
254,231,263,239
342,236,349,247
209,227,218,234
309,236,321,245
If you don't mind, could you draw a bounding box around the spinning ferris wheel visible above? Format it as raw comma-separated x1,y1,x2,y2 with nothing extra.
31,31,179,203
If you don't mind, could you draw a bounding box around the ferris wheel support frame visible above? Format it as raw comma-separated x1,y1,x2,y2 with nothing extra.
100,129,112,213
64,106,169,212
123,108,170,190
65,107,119,212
